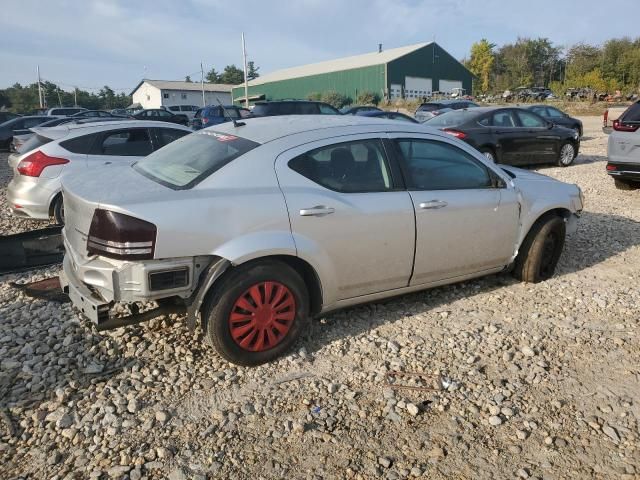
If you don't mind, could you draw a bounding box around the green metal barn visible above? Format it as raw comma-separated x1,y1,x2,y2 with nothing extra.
232,42,473,104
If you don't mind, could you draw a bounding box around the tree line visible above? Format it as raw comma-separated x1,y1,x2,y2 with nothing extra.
464,36,640,95
185,62,260,84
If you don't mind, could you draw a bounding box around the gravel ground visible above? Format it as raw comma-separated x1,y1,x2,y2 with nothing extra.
1,117,638,480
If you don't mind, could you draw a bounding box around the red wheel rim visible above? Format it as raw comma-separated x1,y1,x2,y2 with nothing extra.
228,281,296,352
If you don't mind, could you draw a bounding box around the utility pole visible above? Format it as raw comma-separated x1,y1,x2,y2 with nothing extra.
37,65,43,108
74,87,78,107
56,87,62,107
200,62,206,107
242,32,249,108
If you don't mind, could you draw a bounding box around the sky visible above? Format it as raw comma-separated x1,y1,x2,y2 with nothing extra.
1,0,639,93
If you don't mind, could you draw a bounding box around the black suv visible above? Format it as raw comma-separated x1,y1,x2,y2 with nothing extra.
250,100,341,117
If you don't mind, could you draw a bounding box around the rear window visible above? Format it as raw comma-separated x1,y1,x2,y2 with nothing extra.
251,104,271,116
133,131,259,189
424,110,475,127
19,134,53,154
60,133,98,154
621,102,640,123
417,104,442,112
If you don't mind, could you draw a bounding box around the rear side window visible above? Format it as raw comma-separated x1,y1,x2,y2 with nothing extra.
529,106,547,116
133,131,259,189
60,133,98,154
154,128,189,148
425,110,473,127
93,129,152,156
546,107,565,118
289,139,392,193
396,139,491,190
621,102,640,123
169,106,180,112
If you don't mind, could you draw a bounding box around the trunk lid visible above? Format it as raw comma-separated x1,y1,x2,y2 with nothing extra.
62,164,173,258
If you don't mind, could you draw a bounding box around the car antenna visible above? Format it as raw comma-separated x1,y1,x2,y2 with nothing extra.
216,97,245,127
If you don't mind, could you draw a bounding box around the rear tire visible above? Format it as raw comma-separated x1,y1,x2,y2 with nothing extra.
480,147,496,163
614,178,638,190
51,195,64,225
202,260,309,366
513,215,566,283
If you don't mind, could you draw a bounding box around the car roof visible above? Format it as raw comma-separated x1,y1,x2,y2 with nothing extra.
210,114,445,144
423,99,474,105
31,120,190,140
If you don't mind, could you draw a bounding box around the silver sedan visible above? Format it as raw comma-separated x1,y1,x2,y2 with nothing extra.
60,115,583,366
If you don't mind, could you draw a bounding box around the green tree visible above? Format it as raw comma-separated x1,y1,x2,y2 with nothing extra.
465,39,496,93
565,43,602,78
320,91,349,108
185,75,192,82
219,65,244,85
205,68,220,83
98,85,116,109
356,91,380,105
247,61,260,81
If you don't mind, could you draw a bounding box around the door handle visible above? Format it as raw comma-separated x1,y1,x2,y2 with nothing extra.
419,200,448,210
299,206,335,217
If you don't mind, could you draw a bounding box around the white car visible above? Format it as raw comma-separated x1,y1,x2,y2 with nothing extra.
606,101,640,189
60,115,583,366
163,105,200,120
6,120,192,223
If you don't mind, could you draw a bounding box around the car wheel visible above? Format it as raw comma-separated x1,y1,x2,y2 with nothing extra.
480,147,496,163
513,215,566,283
557,142,575,167
203,260,309,366
51,195,65,225
614,178,639,190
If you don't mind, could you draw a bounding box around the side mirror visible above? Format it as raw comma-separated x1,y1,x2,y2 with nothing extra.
547,121,554,129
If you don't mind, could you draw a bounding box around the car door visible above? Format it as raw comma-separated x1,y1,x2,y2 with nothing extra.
390,134,520,285
88,128,154,165
275,135,415,302
489,110,528,165
514,109,558,163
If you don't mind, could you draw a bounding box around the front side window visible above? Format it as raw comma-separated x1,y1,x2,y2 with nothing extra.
289,139,392,193
133,131,259,189
157,110,172,117
94,129,152,156
516,110,546,128
396,139,492,191
530,106,547,116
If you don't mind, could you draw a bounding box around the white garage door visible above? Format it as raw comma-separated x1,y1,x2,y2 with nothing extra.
439,79,463,93
404,76,432,99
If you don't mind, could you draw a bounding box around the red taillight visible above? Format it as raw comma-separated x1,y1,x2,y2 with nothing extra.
613,119,639,132
442,128,467,139
202,117,209,124
606,164,617,171
432,110,442,116
17,150,69,177
87,209,156,260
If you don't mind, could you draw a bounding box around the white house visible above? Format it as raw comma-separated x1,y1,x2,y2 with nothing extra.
130,79,233,109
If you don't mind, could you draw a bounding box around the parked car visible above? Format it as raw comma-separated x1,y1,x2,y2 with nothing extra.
10,117,133,153
70,110,120,119
526,105,583,136
59,115,582,366
250,100,341,117
0,112,20,123
340,106,382,116
163,105,200,120
0,116,58,150
605,100,640,190
6,120,191,224
425,107,580,166
602,105,630,133
190,105,246,130
132,109,189,125
358,111,418,123
46,107,88,116
414,100,478,123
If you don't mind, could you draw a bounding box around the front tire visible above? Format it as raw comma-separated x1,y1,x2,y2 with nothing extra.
203,260,309,366
557,142,575,167
513,215,566,283
614,178,639,190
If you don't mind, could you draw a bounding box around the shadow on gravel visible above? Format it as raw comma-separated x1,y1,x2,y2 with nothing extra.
300,210,640,355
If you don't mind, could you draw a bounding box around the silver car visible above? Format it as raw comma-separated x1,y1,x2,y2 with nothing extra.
6,120,192,223
60,116,583,366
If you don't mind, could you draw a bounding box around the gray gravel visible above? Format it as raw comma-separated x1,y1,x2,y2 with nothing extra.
1,116,639,479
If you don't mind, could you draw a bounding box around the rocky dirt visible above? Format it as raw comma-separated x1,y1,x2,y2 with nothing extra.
0,116,638,480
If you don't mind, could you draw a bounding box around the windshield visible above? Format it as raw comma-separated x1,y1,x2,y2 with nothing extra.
133,131,259,189
417,104,441,112
424,110,475,127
